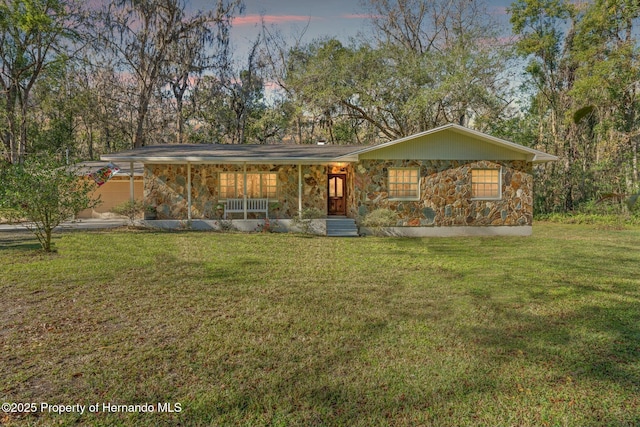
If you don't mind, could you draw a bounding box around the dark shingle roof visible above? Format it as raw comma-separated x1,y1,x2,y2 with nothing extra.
101,143,366,164
75,161,144,176
100,125,558,164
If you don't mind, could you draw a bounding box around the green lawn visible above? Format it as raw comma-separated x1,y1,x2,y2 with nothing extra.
1,223,639,426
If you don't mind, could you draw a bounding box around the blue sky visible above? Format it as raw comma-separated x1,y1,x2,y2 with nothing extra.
189,0,516,56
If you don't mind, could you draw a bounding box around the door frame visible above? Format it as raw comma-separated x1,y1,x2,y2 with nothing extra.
327,173,347,216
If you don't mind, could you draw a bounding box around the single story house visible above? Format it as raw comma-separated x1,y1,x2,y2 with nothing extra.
101,124,557,236
76,161,144,219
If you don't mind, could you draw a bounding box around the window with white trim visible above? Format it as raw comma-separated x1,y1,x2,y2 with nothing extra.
388,168,420,200
219,172,277,199
471,168,501,199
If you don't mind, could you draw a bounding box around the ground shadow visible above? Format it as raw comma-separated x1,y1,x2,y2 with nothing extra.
0,231,42,252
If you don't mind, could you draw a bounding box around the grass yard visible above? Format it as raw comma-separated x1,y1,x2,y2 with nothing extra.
1,223,639,426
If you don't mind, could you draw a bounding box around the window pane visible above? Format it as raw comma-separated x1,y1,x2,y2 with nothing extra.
220,173,236,198
262,173,277,198
388,168,419,199
246,174,259,198
221,172,277,199
471,169,500,198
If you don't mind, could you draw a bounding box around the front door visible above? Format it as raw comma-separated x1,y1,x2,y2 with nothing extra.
328,174,346,215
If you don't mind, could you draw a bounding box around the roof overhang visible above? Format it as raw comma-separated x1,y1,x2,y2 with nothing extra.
339,123,558,164
74,161,144,176
100,144,365,165
100,157,351,165
100,125,557,165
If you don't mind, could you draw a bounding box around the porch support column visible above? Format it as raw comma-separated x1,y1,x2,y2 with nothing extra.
298,163,302,218
243,162,248,220
187,162,192,221
129,161,134,203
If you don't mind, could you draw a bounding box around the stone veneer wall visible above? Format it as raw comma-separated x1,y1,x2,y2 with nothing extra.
351,160,533,226
144,164,327,220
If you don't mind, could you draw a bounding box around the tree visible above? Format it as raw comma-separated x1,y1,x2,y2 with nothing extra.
510,0,580,212
510,0,640,213
0,153,100,251
0,0,82,163
28,63,80,157
162,0,239,144
265,0,512,145
187,37,285,145
95,0,242,148
225,39,266,144
571,0,640,195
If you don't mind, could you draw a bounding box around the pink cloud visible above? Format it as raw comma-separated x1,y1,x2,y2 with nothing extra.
340,13,379,19
233,14,314,26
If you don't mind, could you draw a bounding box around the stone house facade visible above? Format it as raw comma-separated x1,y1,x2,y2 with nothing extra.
102,124,556,236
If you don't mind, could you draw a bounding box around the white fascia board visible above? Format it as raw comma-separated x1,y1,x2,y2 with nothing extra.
532,153,559,163
333,154,360,162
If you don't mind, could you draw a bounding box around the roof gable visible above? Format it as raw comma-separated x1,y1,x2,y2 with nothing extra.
345,124,557,163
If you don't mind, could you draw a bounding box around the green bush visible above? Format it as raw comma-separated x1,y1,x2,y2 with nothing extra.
291,207,325,234
535,212,640,227
111,200,145,224
0,154,101,251
361,208,399,228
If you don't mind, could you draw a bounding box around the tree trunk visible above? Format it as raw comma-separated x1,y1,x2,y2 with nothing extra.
44,228,53,252
177,98,184,144
19,97,28,161
133,92,151,148
87,122,94,160
3,86,19,163
172,76,188,145
632,136,639,192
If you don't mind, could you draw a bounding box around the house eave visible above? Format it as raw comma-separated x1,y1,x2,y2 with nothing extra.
334,154,359,162
100,155,357,165
531,153,559,164
348,123,556,162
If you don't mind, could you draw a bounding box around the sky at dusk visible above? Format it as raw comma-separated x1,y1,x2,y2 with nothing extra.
188,0,516,57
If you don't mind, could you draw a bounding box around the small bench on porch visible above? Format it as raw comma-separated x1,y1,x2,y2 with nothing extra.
223,198,269,219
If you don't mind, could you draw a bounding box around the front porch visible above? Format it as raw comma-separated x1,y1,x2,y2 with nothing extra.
143,162,356,222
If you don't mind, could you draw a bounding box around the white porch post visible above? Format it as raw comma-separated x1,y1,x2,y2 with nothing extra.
298,163,302,218
243,162,248,220
129,161,134,203
187,162,192,221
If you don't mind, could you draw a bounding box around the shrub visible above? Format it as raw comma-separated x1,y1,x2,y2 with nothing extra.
291,207,325,234
215,219,235,232
0,154,101,252
111,200,145,225
255,218,280,233
362,208,399,228
360,208,400,236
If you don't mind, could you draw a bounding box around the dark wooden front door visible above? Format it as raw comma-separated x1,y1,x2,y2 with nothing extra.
328,174,346,215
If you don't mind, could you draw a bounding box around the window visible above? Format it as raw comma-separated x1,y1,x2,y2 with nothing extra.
471,169,501,199
388,168,420,200
219,172,277,199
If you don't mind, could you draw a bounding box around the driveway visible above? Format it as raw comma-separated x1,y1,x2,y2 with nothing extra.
0,218,129,232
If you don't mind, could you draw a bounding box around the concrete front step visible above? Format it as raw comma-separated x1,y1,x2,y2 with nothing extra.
326,218,359,237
